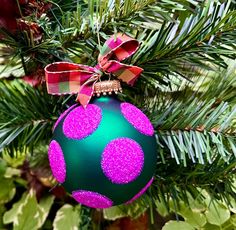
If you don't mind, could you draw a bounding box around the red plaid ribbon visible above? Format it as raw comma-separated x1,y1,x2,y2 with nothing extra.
45,33,143,107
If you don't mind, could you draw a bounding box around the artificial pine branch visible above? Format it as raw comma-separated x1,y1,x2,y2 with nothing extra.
133,2,236,84
0,81,72,152
41,1,236,88
0,0,236,224
1,0,236,87
123,66,236,165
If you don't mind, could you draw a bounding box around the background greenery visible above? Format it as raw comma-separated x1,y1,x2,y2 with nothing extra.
0,0,236,229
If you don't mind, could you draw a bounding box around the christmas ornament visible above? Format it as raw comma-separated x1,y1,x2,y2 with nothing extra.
48,94,157,208
0,0,50,39
45,34,157,208
22,68,45,87
17,20,43,43
0,0,19,34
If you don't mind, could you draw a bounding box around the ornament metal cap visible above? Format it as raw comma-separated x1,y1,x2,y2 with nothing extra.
94,80,122,97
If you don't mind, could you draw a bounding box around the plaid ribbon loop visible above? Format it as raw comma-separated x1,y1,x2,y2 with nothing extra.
45,33,143,107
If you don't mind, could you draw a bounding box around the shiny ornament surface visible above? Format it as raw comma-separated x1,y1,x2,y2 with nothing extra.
48,96,157,208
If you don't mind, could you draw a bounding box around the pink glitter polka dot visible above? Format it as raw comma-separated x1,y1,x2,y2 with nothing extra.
72,190,113,209
121,103,154,136
48,140,66,183
63,104,102,140
53,105,77,131
101,138,144,184
126,177,154,204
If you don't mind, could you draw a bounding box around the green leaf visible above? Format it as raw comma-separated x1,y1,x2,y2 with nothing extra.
125,201,149,219
4,192,54,230
0,205,6,228
169,200,206,228
14,191,39,230
202,223,220,230
37,195,55,228
228,198,236,214
104,200,148,220
183,210,206,228
221,220,235,230
205,201,230,226
3,193,27,225
0,177,15,204
103,206,127,221
53,204,81,230
162,220,195,230
187,195,206,212
230,214,236,227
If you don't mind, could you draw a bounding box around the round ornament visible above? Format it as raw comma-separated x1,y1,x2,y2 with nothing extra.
48,96,157,208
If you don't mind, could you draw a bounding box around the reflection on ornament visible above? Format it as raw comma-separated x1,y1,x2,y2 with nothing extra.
48,96,157,208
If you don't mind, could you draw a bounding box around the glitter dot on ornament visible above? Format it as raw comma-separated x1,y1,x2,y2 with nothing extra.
48,140,66,183
126,177,154,204
101,138,144,184
120,103,154,136
53,104,77,131
72,190,113,209
63,104,102,140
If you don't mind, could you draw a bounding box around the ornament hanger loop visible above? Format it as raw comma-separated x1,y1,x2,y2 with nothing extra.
108,73,112,81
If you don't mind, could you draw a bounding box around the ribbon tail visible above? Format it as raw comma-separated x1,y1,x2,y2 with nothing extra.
76,75,99,108
117,66,143,86
103,60,143,86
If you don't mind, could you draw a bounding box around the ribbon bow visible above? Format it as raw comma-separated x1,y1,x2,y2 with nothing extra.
45,33,143,107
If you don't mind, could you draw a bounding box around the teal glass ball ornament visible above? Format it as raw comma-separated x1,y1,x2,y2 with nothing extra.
48,96,157,208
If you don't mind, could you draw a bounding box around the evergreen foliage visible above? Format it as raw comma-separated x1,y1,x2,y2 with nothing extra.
0,0,236,229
